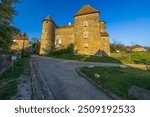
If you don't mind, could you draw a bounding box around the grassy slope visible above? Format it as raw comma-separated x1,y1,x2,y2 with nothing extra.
0,58,30,99
47,53,122,63
112,52,150,64
80,67,150,99
47,52,150,64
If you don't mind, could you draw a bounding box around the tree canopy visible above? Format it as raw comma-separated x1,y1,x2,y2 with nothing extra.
0,0,20,51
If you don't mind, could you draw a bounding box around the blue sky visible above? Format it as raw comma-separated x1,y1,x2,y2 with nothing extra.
13,0,150,47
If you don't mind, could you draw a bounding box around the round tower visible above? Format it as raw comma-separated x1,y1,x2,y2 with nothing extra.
39,16,55,55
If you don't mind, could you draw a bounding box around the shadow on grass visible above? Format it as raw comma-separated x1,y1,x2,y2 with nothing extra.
80,66,150,100
133,59,150,65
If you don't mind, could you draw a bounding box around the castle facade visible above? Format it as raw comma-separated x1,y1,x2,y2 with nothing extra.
39,4,110,56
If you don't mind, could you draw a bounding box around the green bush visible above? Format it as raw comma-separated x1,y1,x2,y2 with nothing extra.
50,44,74,56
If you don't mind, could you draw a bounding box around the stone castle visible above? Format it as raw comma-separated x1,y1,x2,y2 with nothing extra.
39,4,110,56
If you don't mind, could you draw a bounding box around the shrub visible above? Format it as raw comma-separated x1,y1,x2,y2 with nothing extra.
50,44,74,56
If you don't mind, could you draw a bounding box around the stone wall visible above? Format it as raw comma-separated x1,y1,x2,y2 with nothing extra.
11,34,29,51
39,5,110,56
55,25,74,49
99,22,110,55
0,54,11,75
11,40,29,50
74,13,102,55
101,37,110,56
39,19,55,55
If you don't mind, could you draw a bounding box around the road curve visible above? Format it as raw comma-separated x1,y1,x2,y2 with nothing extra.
31,55,113,100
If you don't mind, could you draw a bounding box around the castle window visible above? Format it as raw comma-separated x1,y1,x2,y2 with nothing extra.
83,32,88,38
83,21,88,27
56,31,60,35
45,40,47,45
55,39,61,45
42,30,47,34
74,46,77,50
84,43,88,48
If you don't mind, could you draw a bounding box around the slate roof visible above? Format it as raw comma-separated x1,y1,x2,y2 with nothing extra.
75,4,99,17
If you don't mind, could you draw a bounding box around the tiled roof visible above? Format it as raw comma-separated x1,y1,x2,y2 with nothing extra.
75,4,99,17
13,34,28,40
131,45,143,49
101,32,109,37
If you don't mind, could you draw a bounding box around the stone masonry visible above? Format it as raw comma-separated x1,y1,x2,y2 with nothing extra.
11,33,29,51
39,4,110,56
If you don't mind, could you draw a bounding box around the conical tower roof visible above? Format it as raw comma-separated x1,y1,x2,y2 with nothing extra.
75,4,99,17
43,15,53,22
45,16,52,20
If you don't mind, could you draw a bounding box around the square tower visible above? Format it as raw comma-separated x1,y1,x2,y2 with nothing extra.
74,4,102,56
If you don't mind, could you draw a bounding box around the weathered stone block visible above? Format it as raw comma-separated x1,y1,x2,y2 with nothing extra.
94,73,101,79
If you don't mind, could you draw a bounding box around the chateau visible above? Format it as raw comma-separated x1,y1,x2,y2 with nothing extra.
39,4,110,56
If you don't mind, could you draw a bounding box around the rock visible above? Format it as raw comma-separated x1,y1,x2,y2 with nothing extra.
128,86,150,100
94,73,101,79
119,65,127,69
87,66,94,68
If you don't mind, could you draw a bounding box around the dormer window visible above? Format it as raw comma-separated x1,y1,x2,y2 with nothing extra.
83,21,88,27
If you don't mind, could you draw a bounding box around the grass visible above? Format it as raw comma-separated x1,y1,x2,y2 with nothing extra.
112,52,150,64
80,67,150,99
0,58,30,100
47,51,150,65
47,53,122,63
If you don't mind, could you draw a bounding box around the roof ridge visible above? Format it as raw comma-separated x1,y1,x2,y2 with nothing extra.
75,4,99,17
